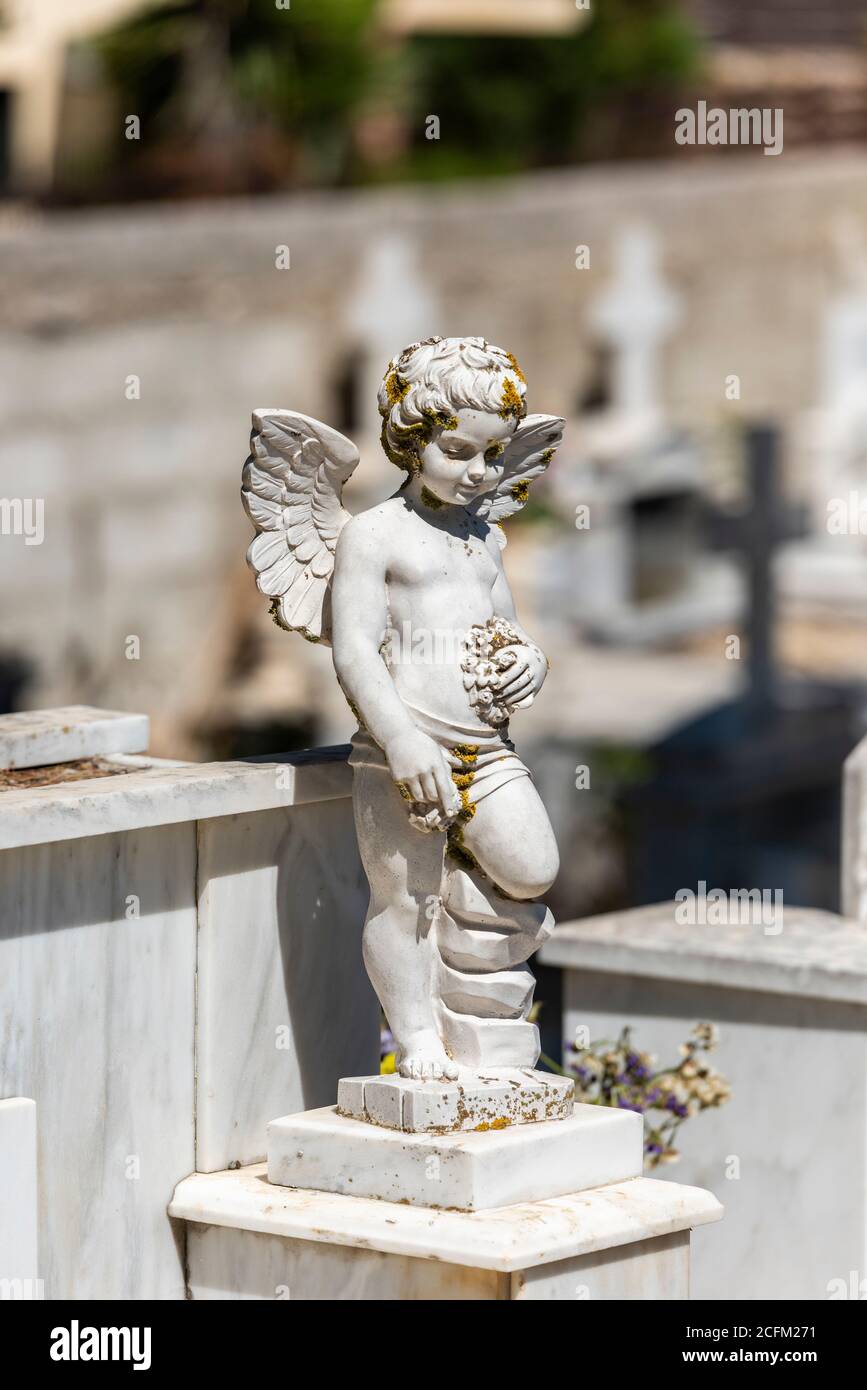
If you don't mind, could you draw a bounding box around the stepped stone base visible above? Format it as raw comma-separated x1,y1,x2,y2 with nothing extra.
267,1101,642,1211
337,1069,574,1134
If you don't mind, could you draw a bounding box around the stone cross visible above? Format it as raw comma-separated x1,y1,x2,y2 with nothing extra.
588,225,680,440
344,233,439,438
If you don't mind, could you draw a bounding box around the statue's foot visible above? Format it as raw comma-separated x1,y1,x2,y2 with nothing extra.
397,1033,459,1082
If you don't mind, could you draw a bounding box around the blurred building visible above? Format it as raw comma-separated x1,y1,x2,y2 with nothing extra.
381,0,587,36
0,0,150,191
691,0,867,146
0,0,590,198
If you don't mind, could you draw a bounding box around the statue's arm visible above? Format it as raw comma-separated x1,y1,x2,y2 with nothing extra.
331,517,415,750
489,538,548,703
331,517,460,813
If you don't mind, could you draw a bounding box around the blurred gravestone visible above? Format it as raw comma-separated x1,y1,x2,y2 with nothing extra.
545,225,741,645
780,217,867,613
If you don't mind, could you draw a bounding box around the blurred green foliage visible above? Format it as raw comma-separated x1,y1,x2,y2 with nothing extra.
94,0,382,194
394,0,701,180
81,0,701,199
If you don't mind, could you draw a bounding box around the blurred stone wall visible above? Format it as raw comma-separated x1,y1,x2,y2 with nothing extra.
1,151,866,750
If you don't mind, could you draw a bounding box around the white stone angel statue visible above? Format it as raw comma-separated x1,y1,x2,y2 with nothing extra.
243,336,564,1087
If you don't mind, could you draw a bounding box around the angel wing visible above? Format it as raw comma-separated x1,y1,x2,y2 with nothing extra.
470,413,565,536
241,410,360,644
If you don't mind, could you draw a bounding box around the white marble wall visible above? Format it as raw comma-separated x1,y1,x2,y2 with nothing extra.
0,1097,38,1295
195,799,378,1171
560,968,867,1301
1,752,378,1299
0,823,197,1299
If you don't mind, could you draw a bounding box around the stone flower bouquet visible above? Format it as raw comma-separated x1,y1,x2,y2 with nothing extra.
563,1022,732,1168
461,616,547,727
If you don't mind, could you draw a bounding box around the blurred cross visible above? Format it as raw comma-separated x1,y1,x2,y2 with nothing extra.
345,233,439,437
706,425,806,716
589,226,681,439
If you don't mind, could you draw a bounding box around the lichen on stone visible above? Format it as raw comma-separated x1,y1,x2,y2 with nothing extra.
506,351,527,384
383,369,409,406
498,377,525,422
420,485,445,511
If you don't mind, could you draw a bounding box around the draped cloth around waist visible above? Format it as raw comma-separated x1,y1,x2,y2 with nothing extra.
348,704,531,808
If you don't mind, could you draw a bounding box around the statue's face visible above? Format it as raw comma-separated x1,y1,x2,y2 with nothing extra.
419,408,516,507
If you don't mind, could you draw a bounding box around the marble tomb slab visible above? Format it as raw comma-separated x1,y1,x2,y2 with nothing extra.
337,1069,574,1133
541,901,867,1005
0,748,353,851
0,706,149,771
267,1102,642,1210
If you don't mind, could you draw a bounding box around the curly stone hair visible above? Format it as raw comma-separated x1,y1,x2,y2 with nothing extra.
377,335,527,472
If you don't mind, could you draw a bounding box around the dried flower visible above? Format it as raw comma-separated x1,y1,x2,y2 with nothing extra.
563,1023,732,1170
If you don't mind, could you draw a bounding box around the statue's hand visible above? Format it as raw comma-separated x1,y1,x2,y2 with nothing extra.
386,730,461,820
494,643,548,710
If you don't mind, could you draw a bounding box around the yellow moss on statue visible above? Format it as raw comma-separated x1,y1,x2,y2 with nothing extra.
383,370,409,406
499,377,525,422
506,351,526,384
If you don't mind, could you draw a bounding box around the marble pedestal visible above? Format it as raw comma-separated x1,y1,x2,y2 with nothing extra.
268,1100,642,1211
172,1080,723,1298
170,1162,723,1300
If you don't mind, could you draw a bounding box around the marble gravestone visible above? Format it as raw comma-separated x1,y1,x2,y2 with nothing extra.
546,227,741,646
779,218,867,614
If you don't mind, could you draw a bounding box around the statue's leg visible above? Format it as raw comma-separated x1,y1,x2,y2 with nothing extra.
429,778,558,1070
460,776,559,901
351,764,459,1081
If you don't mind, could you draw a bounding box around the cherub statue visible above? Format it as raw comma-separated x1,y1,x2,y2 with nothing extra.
243,336,564,1086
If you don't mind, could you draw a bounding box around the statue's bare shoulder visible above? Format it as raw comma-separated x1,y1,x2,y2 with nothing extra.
335,497,410,567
